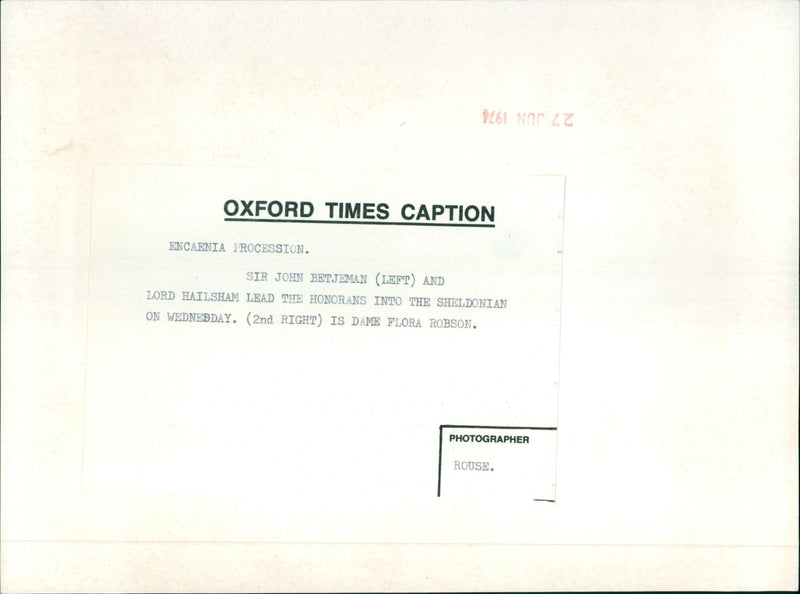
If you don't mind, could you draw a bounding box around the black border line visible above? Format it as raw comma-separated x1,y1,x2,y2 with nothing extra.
437,428,444,497
441,425,557,430
224,218,495,228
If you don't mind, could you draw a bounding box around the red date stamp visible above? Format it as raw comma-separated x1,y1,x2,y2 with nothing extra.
482,109,574,127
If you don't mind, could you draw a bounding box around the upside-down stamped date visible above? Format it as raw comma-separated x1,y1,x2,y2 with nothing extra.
483,108,574,127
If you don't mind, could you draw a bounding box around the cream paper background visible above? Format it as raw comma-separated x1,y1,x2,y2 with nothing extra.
1,1,797,591
81,166,565,502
